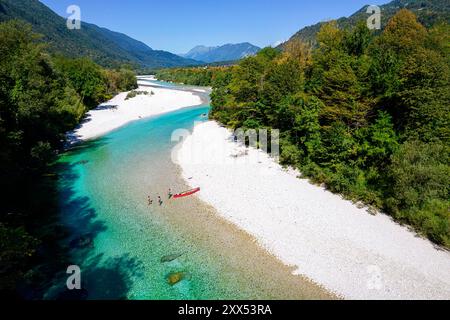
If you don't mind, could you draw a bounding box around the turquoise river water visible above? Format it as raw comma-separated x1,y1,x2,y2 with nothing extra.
47,82,333,300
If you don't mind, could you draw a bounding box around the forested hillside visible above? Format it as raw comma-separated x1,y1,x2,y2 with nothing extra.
156,67,228,86
0,0,200,69
210,10,450,247
281,0,450,47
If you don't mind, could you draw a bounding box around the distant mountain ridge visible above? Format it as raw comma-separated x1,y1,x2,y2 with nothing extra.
0,0,200,68
181,43,261,63
281,0,450,48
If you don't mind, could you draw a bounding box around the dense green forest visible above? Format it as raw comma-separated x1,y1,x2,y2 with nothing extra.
210,10,449,247
0,20,137,296
156,67,228,87
162,10,450,247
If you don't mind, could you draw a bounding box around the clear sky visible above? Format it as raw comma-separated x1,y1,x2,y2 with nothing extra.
40,0,390,53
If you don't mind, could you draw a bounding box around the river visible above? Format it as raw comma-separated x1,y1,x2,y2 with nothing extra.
46,81,333,300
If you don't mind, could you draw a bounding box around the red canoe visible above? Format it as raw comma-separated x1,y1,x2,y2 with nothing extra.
173,187,200,199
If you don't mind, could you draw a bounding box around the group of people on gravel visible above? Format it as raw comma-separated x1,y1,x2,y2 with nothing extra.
148,189,173,206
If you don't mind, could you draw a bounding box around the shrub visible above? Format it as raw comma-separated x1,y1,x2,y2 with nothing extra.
125,90,150,100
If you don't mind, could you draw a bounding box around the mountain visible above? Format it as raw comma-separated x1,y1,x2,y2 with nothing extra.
281,0,450,48
0,0,200,69
181,43,261,63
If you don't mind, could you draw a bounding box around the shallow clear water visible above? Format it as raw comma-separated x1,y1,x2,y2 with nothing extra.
56,106,219,299
51,86,333,300
138,78,180,88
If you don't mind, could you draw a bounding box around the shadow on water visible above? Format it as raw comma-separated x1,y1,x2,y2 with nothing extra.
43,139,145,300
58,162,107,243
54,253,145,300
66,136,110,151
80,254,145,300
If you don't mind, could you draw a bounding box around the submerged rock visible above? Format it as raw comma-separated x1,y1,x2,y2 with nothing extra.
160,253,184,263
166,271,191,286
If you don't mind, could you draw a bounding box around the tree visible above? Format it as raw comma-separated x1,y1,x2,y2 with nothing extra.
369,9,427,99
357,111,399,169
344,21,373,56
381,9,427,56
282,38,313,68
387,141,449,245
54,57,108,109
312,22,373,128
0,20,83,173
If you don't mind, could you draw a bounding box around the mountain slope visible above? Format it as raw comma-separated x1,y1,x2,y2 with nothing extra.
181,43,261,63
281,0,450,47
0,0,200,68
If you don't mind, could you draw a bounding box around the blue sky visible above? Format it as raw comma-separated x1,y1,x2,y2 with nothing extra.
40,0,390,53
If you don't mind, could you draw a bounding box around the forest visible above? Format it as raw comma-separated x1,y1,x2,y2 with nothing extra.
0,20,137,296
156,66,228,87
160,10,449,248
